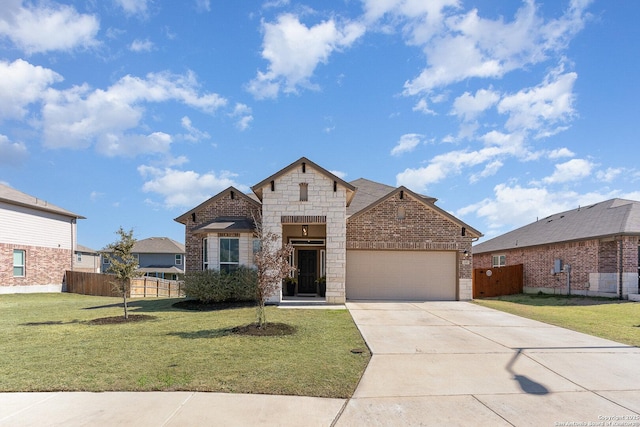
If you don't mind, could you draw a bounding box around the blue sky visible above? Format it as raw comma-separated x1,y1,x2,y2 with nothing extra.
1,0,639,250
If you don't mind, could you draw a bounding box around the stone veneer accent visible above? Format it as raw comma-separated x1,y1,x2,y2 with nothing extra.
474,236,639,298
182,191,260,273
0,243,71,290
347,191,474,299
260,165,347,303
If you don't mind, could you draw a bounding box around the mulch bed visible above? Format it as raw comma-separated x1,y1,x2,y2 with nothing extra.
172,300,256,311
86,314,156,325
231,323,296,336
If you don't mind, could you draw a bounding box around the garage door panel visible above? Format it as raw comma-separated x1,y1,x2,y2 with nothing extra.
346,250,456,301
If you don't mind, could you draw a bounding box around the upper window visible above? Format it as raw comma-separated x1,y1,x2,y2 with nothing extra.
13,250,25,277
175,254,183,265
492,254,506,267
220,238,240,273
299,183,308,202
77,253,82,262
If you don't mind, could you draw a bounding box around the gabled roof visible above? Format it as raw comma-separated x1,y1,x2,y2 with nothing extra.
474,198,640,253
132,237,185,254
251,157,357,206
174,186,260,224
347,178,437,216
0,183,85,219
192,217,255,234
348,184,482,238
76,244,98,254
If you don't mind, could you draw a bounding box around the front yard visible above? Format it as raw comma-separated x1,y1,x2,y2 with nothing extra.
0,293,370,398
474,294,640,347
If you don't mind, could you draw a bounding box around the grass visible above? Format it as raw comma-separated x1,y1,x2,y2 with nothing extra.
474,294,640,347
0,293,370,398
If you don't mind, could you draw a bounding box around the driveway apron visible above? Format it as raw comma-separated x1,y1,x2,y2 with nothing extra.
339,301,640,427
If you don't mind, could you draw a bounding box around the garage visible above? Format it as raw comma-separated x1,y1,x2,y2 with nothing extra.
346,250,457,300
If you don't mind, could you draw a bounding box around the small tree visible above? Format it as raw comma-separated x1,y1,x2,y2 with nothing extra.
103,227,139,319
253,215,295,328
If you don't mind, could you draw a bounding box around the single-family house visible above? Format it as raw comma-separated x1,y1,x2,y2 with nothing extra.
175,157,482,303
103,237,185,280
473,198,640,299
0,183,85,293
74,245,101,273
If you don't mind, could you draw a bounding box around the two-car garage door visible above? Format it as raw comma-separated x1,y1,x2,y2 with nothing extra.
346,250,457,301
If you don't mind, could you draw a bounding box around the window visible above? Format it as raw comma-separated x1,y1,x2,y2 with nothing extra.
133,254,139,265
203,238,209,270
299,183,308,202
253,238,261,254
320,249,326,277
103,256,110,266
13,250,25,277
77,253,82,262
219,238,239,273
175,254,183,265
492,254,506,267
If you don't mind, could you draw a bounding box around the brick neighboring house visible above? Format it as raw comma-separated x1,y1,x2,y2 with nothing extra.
74,245,101,273
175,157,482,303
473,198,640,299
103,237,185,280
0,183,84,293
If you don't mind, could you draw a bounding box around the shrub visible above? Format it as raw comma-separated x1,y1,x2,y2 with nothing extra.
183,267,258,303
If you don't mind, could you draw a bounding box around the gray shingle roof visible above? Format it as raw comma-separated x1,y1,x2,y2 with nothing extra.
192,217,255,233
0,183,85,219
474,198,640,253
347,178,437,216
132,237,185,253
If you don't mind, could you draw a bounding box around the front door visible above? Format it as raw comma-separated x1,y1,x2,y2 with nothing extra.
297,250,317,294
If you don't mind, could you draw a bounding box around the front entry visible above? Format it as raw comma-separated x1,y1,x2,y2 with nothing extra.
297,250,317,294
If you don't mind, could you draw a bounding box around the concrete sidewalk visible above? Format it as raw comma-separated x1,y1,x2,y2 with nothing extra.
2,301,639,426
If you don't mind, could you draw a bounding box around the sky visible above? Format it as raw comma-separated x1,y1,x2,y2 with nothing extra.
1,0,639,251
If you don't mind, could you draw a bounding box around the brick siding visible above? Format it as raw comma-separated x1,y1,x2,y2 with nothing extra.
183,193,260,273
0,243,71,287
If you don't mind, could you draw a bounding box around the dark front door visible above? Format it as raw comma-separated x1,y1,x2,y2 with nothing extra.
297,250,317,294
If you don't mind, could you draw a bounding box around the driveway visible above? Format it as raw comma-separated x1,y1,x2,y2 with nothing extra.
338,301,640,426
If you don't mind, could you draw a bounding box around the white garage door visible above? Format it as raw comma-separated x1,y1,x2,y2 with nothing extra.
346,250,457,301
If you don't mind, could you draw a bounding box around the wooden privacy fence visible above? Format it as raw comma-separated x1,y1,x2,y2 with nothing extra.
473,264,523,299
65,271,184,298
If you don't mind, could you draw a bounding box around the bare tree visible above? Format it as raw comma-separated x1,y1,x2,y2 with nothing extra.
102,227,139,319
253,214,295,328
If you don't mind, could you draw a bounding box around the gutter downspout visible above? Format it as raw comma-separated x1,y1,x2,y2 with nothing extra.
618,238,624,300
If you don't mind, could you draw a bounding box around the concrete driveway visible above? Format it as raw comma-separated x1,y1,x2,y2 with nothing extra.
338,301,640,426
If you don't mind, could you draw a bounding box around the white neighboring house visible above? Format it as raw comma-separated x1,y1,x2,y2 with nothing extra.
74,245,101,273
0,183,85,293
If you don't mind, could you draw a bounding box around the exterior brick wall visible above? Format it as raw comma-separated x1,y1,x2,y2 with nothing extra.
0,243,71,288
182,192,260,273
347,192,474,281
474,236,639,296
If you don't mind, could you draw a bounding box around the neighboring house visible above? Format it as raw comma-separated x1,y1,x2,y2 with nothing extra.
473,198,640,299
175,157,482,303
0,183,85,293
103,237,185,280
74,245,101,273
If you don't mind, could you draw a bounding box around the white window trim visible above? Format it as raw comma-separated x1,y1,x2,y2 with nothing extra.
175,254,183,265
13,249,25,277
219,237,240,272
203,238,209,270
492,254,506,267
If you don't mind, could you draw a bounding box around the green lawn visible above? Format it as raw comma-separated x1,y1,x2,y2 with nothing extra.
0,293,370,398
474,294,640,347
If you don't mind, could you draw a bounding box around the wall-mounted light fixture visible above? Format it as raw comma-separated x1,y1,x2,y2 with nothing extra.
302,225,308,236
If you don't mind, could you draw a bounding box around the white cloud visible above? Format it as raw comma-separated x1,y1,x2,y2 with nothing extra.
401,0,591,95
0,134,28,166
0,1,99,54
596,167,624,183
391,133,422,156
229,103,253,131
452,88,499,121
397,131,527,190
114,0,148,16
179,116,210,142
542,158,593,184
138,165,248,208
329,169,347,179
195,0,211,12
0,59,62,121
547,147,574,159
247,13,365,99
412,98,436,115
41,70,227,155
129,38,154,52
498,68,577,136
